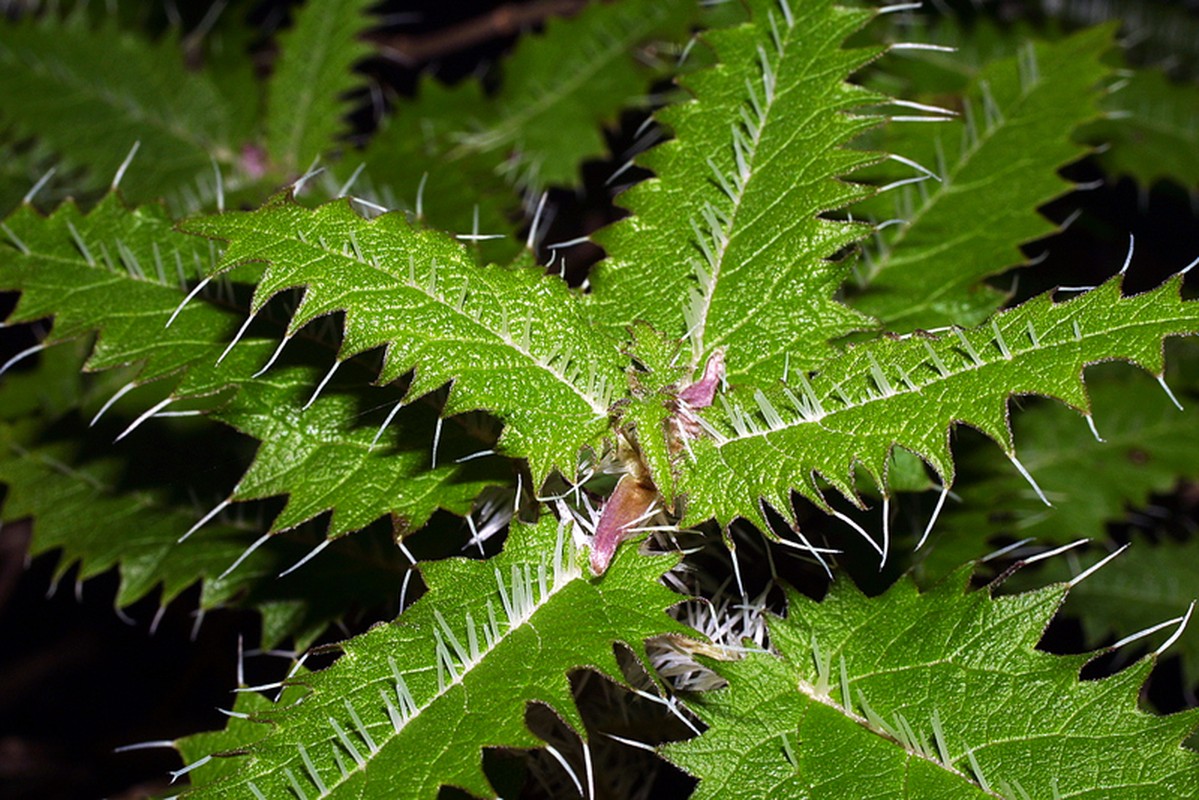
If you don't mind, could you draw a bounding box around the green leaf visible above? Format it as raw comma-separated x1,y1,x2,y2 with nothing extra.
937,361,1199,552
1083,68,1199,191
211,364,498,538
850,26,1115,330
0,194,497,543
343,0,693,263
185,196,626,484
590,0,881,380
0,195,237,384
265,0,376,173
1023,539,1199,688
449,0,693,190
0,419,256,609
679,276,1199,531
180,516,686,798
0,342,265,618
666,569,1199,798
0,364,418,650
0,14,242,210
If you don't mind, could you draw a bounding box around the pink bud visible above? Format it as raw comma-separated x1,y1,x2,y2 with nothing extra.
589,474,658,575
678,350,725,409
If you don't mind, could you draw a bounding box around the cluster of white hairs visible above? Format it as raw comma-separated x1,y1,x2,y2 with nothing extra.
641,522,778,692
460,485,517,554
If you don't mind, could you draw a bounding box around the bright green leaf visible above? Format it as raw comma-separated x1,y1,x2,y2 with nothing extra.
590,0,882,380
185,196,626,484
938,361,1199,552
680,277,1199,531
180,515,686,798
667,569,1199,798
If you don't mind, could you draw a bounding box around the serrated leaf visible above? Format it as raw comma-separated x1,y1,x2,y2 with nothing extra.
265,0,375,173
850,26,1115,330
451,0,692,190
0,408,417,650
0,194,497,543
1083,68,1199,190
937,361,1199,551
0,194,244,385
211,363,498,537
679,276,1199,531
0,14,242,210
180,516,686,798
0,344,274,616
1021,539,1199,688
666,569,1199,798
0,418,256,609
343,0,693,263
590,0,881,380
185,196,626,484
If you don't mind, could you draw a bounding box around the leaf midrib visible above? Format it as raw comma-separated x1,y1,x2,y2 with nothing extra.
713,297,1185,449
448,3,669,163
1,35,226,157
281,236,611,416
688,17,797,365
266,555,583,799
